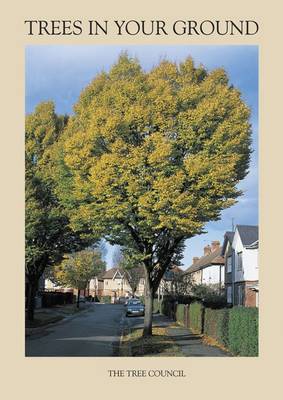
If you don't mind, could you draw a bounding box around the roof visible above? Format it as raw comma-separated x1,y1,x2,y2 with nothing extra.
163,266,183,280
100,267,128,280
221,231,235,256
97,270,107,280
245,239,259,249
184,247,224,274
226,231,235,244
236,225,258,247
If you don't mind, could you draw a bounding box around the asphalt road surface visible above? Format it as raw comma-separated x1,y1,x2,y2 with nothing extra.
26,303,125,357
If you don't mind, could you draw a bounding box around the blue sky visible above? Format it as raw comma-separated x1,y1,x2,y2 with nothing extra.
25,45,258,269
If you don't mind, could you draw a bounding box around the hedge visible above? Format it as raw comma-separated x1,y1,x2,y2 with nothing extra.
153,299,160,313
204,308,229,347
228,307,258,356
176,304,185,326
98,295,111,303
160,299,258,356
189,302,202,333
160,298,173,317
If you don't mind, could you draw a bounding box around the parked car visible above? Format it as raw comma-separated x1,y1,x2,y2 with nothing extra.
126,299,145,317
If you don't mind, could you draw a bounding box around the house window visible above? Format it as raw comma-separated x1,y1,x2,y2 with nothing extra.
227,256,232,273
227,286,232,303
238,285,244,305
237,252,243,271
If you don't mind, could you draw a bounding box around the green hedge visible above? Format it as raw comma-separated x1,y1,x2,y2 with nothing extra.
155,292,259,356
200,306,258,356
204,308,229,347
160,298,172,316
153,299,160,313
158,298,258,356
98,295,111,303
228,307,258,356
189,302,202,333
176,304,185,326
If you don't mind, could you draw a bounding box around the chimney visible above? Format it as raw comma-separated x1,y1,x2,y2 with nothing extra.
211,240,220,252
193,257,199,264
204,245,211,256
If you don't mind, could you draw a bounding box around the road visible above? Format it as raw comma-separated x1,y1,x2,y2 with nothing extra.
26,303,125,357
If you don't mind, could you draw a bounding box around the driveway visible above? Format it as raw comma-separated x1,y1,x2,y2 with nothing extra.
26,303,124,357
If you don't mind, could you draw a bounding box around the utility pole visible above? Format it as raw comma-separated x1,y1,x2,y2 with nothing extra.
232,218,235,232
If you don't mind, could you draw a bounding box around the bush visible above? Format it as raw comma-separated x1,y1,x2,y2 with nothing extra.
139,296,145,304
191,284,227,308
204,308,218,337
216,308,230,346
98,295,111,303
204,308,229,346
228,307,258,356
153,299,160,313
160,298,172,316
189,302,202,333
161,298,258,356
176,304,185,326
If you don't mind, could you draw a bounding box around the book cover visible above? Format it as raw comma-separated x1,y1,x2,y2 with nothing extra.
1,0,282,399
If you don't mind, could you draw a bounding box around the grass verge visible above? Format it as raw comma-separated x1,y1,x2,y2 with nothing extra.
26,314,64,328
120,327,183,357
25,304,90,329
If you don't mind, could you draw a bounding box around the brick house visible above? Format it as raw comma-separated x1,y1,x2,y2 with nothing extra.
97,267,132,298
183,241,225,291
222,225,259,307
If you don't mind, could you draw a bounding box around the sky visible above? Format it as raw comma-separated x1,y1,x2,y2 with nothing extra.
25,45,258,270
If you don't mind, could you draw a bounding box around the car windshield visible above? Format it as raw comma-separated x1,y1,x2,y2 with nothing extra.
128,300,141,305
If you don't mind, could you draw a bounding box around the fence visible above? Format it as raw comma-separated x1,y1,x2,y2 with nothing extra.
41,291,74,307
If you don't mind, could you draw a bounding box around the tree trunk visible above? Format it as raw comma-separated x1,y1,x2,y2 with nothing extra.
143,270,154,337
26,281,37,321
76,288,80,308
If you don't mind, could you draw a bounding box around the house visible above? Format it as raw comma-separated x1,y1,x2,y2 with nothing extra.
44,278,73,292
45,266,145,300
222,225,259,307
87,275,104,298
98,267,133,299
157,266,184,299
183,241,225,292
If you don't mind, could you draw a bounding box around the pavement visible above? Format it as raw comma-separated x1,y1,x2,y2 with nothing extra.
166,325,230,357
126,313,230,357
25,303,125,357
25,303,91,335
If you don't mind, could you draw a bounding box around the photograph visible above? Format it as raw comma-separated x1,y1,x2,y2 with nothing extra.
25,45,258,357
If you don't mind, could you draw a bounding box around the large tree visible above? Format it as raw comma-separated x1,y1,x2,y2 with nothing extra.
25,102,92,320
55,54,251,336
53,249,106,308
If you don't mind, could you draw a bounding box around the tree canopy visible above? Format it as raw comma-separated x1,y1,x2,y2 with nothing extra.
48,54,252,334
53,249,105,290
25,101,93,320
